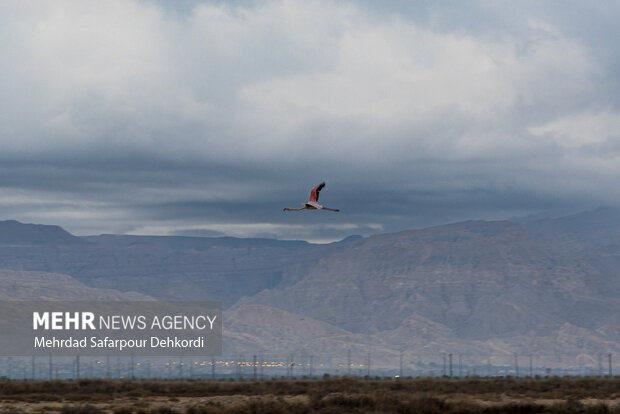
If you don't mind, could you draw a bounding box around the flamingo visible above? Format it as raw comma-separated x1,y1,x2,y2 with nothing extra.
283,182,340,212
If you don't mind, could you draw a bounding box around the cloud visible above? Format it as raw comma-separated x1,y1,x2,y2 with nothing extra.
168,228,227,237
0,0,619,241
530,110,620,148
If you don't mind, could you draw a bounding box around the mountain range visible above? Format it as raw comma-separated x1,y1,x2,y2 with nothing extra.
0,207,619,369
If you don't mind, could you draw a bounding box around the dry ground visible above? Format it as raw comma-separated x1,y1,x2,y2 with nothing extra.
1,377,619,413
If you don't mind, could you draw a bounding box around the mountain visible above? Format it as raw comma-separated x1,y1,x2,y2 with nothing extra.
236,215,620,365
525,207,620,297
0,220,86,246
243,220,618,337
0,268,151,300
225,304,369,356
0,222,331,306
0,209,619,368
525,206,620,253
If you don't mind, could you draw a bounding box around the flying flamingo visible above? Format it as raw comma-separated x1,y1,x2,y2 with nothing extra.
283,182,340,212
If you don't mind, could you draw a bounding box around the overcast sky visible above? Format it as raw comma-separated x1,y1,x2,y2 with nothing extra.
1,0,619,242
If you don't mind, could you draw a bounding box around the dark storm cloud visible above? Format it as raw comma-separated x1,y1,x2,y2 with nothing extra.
1,0,619,241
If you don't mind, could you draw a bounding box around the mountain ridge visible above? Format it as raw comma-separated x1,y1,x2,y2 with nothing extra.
0,219,86,246
0,208,619,367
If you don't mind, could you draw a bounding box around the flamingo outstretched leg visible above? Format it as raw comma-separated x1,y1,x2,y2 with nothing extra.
283,207,306,211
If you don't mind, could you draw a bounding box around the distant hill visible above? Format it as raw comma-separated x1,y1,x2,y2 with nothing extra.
242,219,619,337
525,207,620,297
0,269,151,300
236,211,620,365
525,206,620,253
0,220,86,246
81,234,309,250
0,209,619,367
0,221,330,306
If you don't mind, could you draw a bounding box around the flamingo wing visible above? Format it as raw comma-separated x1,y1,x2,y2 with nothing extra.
309,182,326,202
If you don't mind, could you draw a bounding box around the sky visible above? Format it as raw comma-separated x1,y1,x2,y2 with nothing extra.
1,0,620,242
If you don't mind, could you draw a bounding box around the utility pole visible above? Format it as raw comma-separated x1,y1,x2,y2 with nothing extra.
211,356,215,380
367,352,371,378
309,355,313,377
399,352,403,377
449,353,453,378
291,354,295,378
442,354,447,377
458,354,462,378
328,355,332,376
514,353,519,377
347,350,351,376
253,355,257,380
287,354,291,378
599,354,603,378
609,354,612,377
529,355,533,378
237,355,242,380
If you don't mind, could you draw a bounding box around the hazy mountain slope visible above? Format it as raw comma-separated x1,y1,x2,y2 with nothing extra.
1,209,619,367
0,268,151,300
0,220,86,246
73,235,331,305
525,207,620,254
224,305,620,369
526,207,620,298
0,223,331,306
225,304,368,355
242,220,619,340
